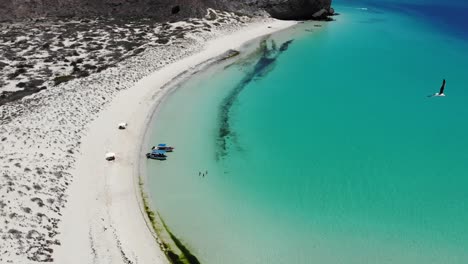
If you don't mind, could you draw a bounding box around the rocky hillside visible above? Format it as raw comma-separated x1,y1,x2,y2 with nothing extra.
0,0,333,21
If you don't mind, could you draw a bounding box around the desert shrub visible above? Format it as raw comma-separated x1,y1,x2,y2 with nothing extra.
25,79,45,89
156,38,169,44
9,68,26,79
53,75,74,86
83,64,97,70
116,41,139,50
133,47,145,55
172,6,180,14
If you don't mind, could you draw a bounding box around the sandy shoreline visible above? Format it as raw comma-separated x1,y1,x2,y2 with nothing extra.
50,19,296,264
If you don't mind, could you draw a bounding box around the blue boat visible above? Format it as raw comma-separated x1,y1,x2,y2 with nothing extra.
146,149,167,160
151,143,174,152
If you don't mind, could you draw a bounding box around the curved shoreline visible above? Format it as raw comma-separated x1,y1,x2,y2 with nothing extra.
54,19,297,264
134,49,240,263
137,21,299,263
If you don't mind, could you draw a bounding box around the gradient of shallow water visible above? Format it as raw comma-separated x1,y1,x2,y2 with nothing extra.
147,3,468,263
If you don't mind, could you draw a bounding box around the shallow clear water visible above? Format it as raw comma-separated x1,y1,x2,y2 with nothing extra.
147,2,468,263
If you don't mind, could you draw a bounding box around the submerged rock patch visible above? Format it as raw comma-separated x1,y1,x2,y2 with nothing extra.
217,38,294,159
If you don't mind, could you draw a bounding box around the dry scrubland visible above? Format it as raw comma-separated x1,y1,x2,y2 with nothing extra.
0,9,248,104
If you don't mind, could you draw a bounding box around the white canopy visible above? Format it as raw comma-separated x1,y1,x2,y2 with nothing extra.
105,152,116,159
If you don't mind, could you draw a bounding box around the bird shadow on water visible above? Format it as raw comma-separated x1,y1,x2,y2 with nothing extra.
216,38,294,161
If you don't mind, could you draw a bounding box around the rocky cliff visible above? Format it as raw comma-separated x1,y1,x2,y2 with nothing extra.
0,0,333,21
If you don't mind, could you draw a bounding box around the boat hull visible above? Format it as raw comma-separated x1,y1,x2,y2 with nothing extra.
146,153,167,160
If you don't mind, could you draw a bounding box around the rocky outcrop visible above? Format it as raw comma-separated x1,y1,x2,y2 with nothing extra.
0,0,333,22
257,0,333,20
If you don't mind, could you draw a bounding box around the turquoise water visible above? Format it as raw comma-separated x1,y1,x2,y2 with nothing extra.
147,3,468,263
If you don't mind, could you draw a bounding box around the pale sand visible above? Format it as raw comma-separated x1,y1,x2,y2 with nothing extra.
54,19,296,264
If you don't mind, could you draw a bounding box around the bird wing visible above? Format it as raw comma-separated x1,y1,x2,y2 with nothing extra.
439,80,446,94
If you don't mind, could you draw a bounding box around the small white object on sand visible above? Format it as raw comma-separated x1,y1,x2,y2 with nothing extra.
105,152,116,161
118,122,128,129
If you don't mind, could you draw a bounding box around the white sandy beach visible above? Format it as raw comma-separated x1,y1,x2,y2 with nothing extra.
43,18,296,264
0,12,295,262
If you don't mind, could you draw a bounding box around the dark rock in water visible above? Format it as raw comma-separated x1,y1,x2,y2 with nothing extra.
0,0,333,21
313,9,328,19
217,39,294,159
